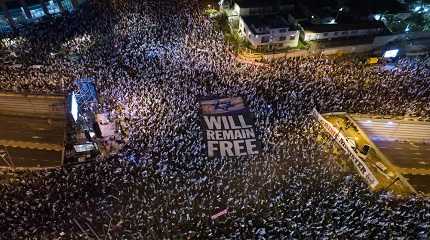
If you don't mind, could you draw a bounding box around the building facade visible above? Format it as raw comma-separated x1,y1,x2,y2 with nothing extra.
239,15,299,50
301,22,386,42
0,0,86,34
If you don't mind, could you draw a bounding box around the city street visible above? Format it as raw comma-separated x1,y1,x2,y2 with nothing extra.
324,114,414,195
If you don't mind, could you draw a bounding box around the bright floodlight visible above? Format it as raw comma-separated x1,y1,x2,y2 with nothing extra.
405,24,410,32
71,92,79,121
383,49,399,58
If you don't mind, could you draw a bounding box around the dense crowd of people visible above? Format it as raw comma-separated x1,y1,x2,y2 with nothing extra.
1,0,430,239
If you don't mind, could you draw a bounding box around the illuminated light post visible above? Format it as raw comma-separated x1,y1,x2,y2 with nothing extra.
405,24,411,32
383,49,399,58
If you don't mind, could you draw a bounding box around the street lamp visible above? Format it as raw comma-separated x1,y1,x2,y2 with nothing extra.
383,49,399,58
405,24,411,32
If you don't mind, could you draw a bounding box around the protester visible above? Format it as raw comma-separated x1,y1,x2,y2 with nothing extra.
0,0,429,239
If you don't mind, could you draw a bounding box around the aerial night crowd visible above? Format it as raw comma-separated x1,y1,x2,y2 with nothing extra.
0,0,430,239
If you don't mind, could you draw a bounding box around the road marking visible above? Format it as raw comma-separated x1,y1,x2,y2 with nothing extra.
409,142,419,147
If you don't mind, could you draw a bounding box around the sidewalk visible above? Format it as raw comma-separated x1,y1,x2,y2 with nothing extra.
232,49,310,65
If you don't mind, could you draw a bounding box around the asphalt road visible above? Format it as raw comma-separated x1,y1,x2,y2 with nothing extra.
0,114,64,145
373,140,430,169
0,114,65,168
354,118,430,143
1,147,62,168
324,115,412,194
404,174,430,194
353,117,430,169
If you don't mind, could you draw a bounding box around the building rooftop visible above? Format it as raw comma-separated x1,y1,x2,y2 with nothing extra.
301,20,385,33
242,15,291,35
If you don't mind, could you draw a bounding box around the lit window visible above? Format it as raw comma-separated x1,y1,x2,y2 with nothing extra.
47,0,62,14
261,36,269,43
29,5,45,19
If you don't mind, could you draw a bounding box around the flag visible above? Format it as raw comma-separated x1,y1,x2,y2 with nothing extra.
211,209,228,220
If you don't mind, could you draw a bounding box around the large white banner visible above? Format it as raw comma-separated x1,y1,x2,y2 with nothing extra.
200,97,261,158
312,109,379,189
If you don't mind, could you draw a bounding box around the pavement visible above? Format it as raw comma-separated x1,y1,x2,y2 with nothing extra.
354,117,430,143
372,140,430,169
0,114,65,145
404,174,430,195
3,147,63,168
323,114,412,195
349,115,430,195
353,117,430,174
0,114,65,168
